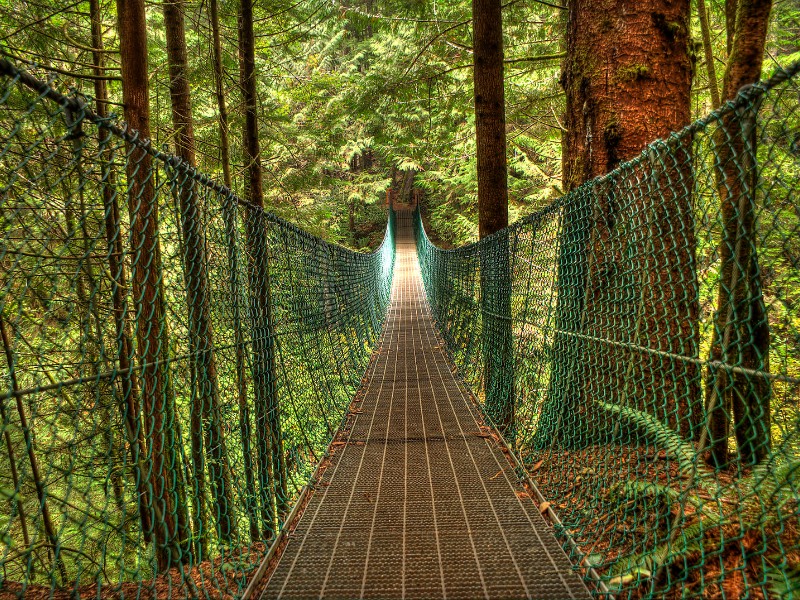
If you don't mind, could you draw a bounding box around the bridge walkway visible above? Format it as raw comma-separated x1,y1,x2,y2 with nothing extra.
257,210,590,599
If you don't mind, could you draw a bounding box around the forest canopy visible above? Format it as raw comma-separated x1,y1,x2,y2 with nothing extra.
3,0,796,248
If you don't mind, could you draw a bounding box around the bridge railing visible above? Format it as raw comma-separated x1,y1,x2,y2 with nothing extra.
0,59,394,597
417,63,800,598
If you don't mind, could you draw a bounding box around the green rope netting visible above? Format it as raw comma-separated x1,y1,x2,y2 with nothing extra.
417,63,800,599
0,59,394,597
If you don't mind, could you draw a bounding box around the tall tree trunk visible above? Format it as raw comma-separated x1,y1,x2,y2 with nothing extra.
238,0,287,537
209,0,259,543
163,0,237,548
561,0,693,187
721,0,771,121
472,0,514,436
697,0,721,109
541,0,696,446
89,0,153,545
725,0,737,56
473,0,508,240
1,317,66,584
210,0,233,191
704,0,772,467
0,390,28,551
116,0,190,569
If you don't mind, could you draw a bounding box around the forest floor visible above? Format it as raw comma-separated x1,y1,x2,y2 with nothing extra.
0,542,266,599
529,446,800,599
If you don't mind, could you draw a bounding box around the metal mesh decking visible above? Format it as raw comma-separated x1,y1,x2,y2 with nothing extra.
258,211,589,599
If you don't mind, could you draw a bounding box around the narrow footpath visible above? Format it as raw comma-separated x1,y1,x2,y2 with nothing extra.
259,210,591,599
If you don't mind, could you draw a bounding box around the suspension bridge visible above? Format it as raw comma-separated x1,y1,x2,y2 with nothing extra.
0,57,799,600
247,211,590,599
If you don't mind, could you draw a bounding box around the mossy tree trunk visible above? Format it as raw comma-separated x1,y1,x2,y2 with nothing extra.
163,0,237,551
89,0,153,544
208,0,260,542
541,0,697,446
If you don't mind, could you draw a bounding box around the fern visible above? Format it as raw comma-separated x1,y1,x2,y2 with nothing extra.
595,401,701,478
595,401,800,594
766,562,800,599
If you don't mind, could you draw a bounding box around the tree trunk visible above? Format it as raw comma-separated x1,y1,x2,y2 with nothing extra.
210,0,232,190
561,0,693,188
238,0,287,537
90,0,154,544
472,0,514,436
473,0,509,239
163,0,237,547
116,0,190,569
725,0,737,56
697,0,721,109
542,0,697,446
1,317,66,583
721,1,771,102
209,0,259,543
704,0,772,467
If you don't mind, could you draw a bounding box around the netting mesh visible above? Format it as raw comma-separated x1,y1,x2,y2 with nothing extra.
0,59,394,597
417,63,800,598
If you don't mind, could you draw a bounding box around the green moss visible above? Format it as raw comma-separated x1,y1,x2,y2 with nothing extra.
604,120,621,148
652,12,686,41
616,64,652,83
571,46,597,80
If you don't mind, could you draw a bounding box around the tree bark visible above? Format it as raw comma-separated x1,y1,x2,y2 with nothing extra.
210,0,233,190
697,0,721,109
725,0,737,57
704,0,772,467
472,0,514,436
209,0,259,543
116,0,190,569
473,0,508,239
721,0,771,102
561,0,693,189
89,0,154,543
238,0,287,537
163,0,237,548
543,0,697,446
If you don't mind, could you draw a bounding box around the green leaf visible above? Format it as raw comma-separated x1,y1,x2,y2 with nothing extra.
595,401,702,477
0,486,18,501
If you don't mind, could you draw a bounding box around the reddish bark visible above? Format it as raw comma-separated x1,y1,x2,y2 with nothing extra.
472,0,508,238
562,0,693,189
90,0,152,543
116,0,189,569
558,0,698,440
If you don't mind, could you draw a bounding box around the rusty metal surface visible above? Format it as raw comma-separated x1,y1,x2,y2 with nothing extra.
260,211,590,599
